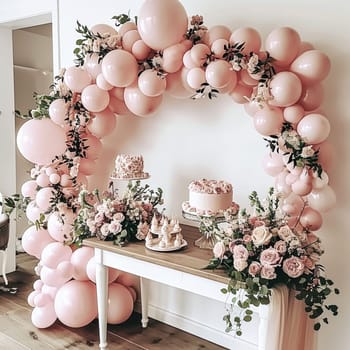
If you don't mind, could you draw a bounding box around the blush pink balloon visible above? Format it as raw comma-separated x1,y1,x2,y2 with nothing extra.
124,83,163,117
81,84,110,113
88,109,116,138
183,50,197,69
203,25,232,46
35,187,54,211
21,226,55,259
36,173,50,187
84,53,102,79
243,101,262,117
118,22,137,37
56,261,74,280
107,283,134,324
108,96,131,116
165,68,195,99
33,279,44,291
269,72,302,107
297,113,330,144
205,60,232,89
86,257,120,284
283,104,305,124
262,152,285,176
138,69,167,97
239,69,259,87
79,158,97,176
90,24,117,36
132,40,151,61
265,27,301,67
290,50,331,85
229,27,261,55
307,185,336,213
41,242,72,269
17,118,66,165
230,83,253,104
138,0,188,50
83,134,102,160
34,292,52,307
102,49,138,87
186,67,206,90
190,43,211,66
211,38,229,59
282,192,305,216
122,29,141,52
64,66,92,93
41,284,58,300
298,41,315,55
70,247,95,281
300,207,323,231
21,180,38,199
49,99,68,126
116,272,139,288
96,73,113,91
26,200,42,223
253,106,284,136
312,171,329,190
291,179,312,196
217,70,238,94
299,84,324,111
162,42,187,73
275,170,291,195
40,265,70,287
28,290,40,307
31,302,57,329
47,212,73,242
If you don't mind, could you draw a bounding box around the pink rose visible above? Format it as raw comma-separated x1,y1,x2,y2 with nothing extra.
282,256,305,278
113,212,125,222
248,261,261,276
228,241,236,253
274,240,287,255
213,241,226,259
234,259,248,272
108,221,122,234
233,245,249,261
278,225,295,241
260,247,281,267
243,234,252,243
260,265,276,280
251,225,272,247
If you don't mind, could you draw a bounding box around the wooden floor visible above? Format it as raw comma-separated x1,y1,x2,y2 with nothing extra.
0,253,227,350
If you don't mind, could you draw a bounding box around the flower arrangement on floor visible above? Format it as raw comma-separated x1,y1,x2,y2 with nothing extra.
201,188,339,336
73,181,163,246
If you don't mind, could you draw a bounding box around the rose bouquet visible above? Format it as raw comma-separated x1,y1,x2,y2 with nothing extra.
73,180,163,246
202,188,339,336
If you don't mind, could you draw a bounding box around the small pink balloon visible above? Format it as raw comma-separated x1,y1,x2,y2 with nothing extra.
298,41,315,55
211,38,229,59
203,25,231,46
79,158,97,176
102,49,138,87
307,185,336,213
31,302,57,329
282,192,305,216
285,172,299,185
28,290,40,307
186,67,206,90
132,40,151,61
49,173,61,185
60,173,72,187
54,280,97,327
297,113,330,144
36,173,50,187
118,22,137,37
34,292,52,307
21,180,38,199
205,60,232,89
56,261,74,280
33,279,44,291
64,66,92,93
49,99,68,126
183,50,197,69
84,53,102,79
291,179,312,196
109,87,125,101
90,24,117,36
217,70,238,94
81,84,110,113
229,27,261,55
40,265,70,287
124,83,163,117
138,69,167,97
165,68,194,99
299,84,324,111
22,226,55,259
96,73,113,91
122,29,141,52
137,0,188,51
41,284,58,300
83,134,102,160
253,106,284,136
162,42,187,73
262,152,285,177
312,171,329,190
88,109,116,138
265,27,301,67
243,100,262,117
269,71,302,107
190,43,211,66
290,50,331,85
283,104,305,124
239,69,259,87
26,201,42,223
41,242,72,269
300,207,323,231
70,247,95,281
275,170,291,195
230,83,253,104
107,283,134,324
36,187,54,211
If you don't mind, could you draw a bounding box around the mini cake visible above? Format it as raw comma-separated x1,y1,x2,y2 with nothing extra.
113,154,149,179
182,179,238,216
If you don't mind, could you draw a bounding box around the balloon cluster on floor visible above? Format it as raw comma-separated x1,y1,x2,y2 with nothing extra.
15,0,335,329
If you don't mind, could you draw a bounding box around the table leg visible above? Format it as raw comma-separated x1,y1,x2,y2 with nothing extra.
140,277,149,328
96,259,108,350
1,250,8,285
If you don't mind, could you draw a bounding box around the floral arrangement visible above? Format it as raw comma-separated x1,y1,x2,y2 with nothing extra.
73,180,163,246
201,188,339,336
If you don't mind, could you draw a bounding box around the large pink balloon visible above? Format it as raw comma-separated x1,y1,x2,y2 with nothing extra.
54,280,97,327
21,226,55,259
253,106,284,136
64,66,92,93
87,108,116,138
186,67,206,90
229,27,261,55
70,247,95,281
290,50,331,85
265,27,301,67
41,242,72,269
17,118,66,165
49,99,68,126
262,152,285,177
81,84,110,113
297,113,330,144
79,158,97,176
138,0,188,51
124,83,163,117
31,302,57,329
47,212,74,242
107,283,134,324
307,185,336,213
101,49,138,88
138,69,167,97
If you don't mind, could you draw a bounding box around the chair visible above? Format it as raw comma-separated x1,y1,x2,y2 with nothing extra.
0,192,10,285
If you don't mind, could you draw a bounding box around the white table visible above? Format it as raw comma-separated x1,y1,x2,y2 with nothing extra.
84,225,270,350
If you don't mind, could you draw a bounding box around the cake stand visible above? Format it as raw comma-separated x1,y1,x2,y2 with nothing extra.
109,172,150,194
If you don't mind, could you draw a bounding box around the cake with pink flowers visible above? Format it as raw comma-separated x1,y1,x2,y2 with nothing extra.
182,179,238,216
112,154,149,179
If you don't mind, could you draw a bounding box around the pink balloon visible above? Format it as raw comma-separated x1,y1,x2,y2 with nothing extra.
162,42,187,73
109,87,125,101
275,170,291,195
239,69,259,87
291,179,312,196
40,265,70,287
165,68,195,99
122,29,141,52
307,185,336,213
108,96,131,116
229,27,261,55
124,83,163,117
49,173,60,185
86,257,120,284
262,152,285,176
47,212,73,242
60,173,72,187
17,118,66,165
22,226,55,259
107,283,134,324
299,84,324,111
315,141,335,172
116,272,139,288
84,53,102,79
101,49,138,88
243,101,262,117
269,72,302,107
81,84,110,113
34,292,52,307
217,70,238,94
211,38,229,59
41,284,58,300
36,187,54,211
49,99,68,126
36,173,50,187
138,0,188,51
205,60,232,89
55,280,97,327
90,24,117,36
56,261,74,280
88,109,116,138
96,73,113,91
300,207,323,231
203,25,232,46
290,50,331,85
132,40,151,61
83,134,102,160
312,171,329,190
26,200,42,223
31,302,57,328
283,104,304,124
33,279,44,291
118,22,137,37
230,83,253,104
41,242,72,269
298,41,315,55
186,67,206,90
282,192,305,216
190,43,211,66
28,290,40,307
138,69,167,97
64,66,92,93
183,50,197,69
79,158,97,176
21,180,38,199
70,247,95,281
297,113,330,144
265,27,301,67
253,106,284,136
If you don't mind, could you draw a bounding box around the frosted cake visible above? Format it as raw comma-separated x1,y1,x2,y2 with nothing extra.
112,154,149,179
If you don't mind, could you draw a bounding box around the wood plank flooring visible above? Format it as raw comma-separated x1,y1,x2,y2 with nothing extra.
0,253,227,350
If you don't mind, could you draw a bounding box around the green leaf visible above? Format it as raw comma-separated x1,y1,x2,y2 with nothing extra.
243,315,252,322
314,322,321,331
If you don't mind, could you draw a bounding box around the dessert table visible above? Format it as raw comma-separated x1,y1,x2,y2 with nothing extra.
83,225,314,350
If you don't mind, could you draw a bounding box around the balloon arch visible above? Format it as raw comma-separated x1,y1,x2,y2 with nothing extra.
15,0,336,329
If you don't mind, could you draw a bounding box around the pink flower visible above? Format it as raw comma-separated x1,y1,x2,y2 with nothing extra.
94,212,105,224
228,241,236,253
243,234,252,243
234,259,248,272
260,265,276,280
213,241,226,259
113,212,125,222
248,261,262,276
274,240,287,255
233,245,249,261
100,223,110,237
278,225,295,241
282,256,305,278
108,221,122,234
260,247,281,267
251,225,272,247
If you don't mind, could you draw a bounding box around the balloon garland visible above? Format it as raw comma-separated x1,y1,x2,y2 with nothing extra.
12,0,337,331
